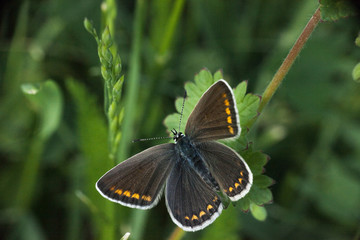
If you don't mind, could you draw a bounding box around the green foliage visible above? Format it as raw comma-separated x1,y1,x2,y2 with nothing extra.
250,203,267,221
66,79,116,240
1,0,359,240
21,81,63,140
355,33,360,47
319,0,356,21
353,34,360,83
352,63,360,82
15,81,63,212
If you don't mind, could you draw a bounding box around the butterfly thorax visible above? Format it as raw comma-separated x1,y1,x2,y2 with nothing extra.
174,134,220,191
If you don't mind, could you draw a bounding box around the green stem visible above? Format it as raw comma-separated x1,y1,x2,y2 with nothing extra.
167,227,185,240
117,0,145,163
15,137,44,211
159,0,185,55
117,1,147,238
257,7,321,114
137,0,185,136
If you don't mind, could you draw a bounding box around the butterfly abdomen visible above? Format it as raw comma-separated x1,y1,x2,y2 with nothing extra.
175,136,220,191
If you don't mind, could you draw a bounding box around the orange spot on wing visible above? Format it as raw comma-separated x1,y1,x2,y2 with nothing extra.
110,186,115,191
239,178,243,184
123,190,131,197
222,93,227,98
213,196,218,202
227,116,232,124
228,125,234,134
224,99,230,106
115,189,123,195
191,215,199,221
229,187,234,192
131,193,140,199
141,195,152,201
185,216,190,220
207,204,214,211
225,107,231,115
199,211,206,217
235,183,240,188
240,171,244,177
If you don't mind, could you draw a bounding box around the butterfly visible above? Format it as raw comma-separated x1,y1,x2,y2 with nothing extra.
96,79,253,231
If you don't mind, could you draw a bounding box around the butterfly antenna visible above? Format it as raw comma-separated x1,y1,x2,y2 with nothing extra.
178,90,187,132
132,136,173,143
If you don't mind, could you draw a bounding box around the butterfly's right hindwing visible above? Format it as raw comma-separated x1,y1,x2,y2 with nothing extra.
96,143,175,209
195,141,253,201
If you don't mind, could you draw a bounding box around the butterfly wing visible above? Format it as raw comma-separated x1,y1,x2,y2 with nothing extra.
195,141,253,201
185,79,240,142
96,143,175,209
165,161,223,232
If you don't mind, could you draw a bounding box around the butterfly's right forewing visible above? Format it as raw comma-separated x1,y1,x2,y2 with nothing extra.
185,80,240,142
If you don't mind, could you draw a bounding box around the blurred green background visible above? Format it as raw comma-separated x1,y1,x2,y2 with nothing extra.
1,0,360,239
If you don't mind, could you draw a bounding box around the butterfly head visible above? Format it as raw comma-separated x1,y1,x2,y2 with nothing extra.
171,129,185,143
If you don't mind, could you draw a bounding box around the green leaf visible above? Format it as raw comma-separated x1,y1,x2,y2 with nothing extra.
194,68,215,92
234,81,247,102
184,82,203,100
248,186,273,205
319,0,356,21
355,33,360,47
243,150,268,176
237,196,251,212
21,80,63,140
213,69,224,81
165,69,216,132
254,175,274,188
238,93,260,128
16,80,62,212
250,203,267,221
352,62,360,83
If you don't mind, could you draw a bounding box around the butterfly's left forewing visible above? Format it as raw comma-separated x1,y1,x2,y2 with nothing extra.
96,143,175,209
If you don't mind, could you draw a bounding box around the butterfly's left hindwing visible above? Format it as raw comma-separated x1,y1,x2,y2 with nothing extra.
165,161,223,232
96,143,175,209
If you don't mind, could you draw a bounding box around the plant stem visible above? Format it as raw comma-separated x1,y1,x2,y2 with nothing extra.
167,227,185,240
118,0,148,239
15,137,44,211
117,0,145,163
159,0,185,55
257,7,321,114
